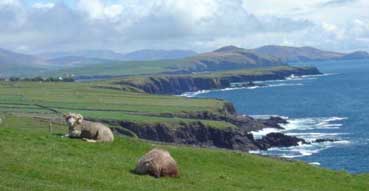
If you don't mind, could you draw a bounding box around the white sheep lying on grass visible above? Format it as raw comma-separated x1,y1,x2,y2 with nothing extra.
135,148,179,178
64,113,114,143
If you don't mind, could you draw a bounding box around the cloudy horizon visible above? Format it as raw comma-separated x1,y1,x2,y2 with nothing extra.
0,0,368,54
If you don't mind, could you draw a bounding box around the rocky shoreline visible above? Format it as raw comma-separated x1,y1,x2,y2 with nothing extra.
99,66,327,152
95,110,314,153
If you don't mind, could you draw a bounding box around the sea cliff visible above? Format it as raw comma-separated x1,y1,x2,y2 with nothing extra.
116,66,321,94
97,110,305,152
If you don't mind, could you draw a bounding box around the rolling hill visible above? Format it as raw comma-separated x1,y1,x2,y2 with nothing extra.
340,51,369,60
0,48,49,77
38,49,126,60
53,46,286,78
123,49,197,61
38,49,197,62
34,49,198,70
46,56,113,68
250,45,369,62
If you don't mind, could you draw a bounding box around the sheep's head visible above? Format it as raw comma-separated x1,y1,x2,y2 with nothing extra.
64,113,83,127
135,158,153,174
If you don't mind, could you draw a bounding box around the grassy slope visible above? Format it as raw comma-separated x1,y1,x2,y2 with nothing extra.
0,81,236,129
54,59,184,77
0,115,368,191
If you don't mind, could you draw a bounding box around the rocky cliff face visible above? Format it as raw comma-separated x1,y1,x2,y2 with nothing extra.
115,120,260,151
117,66,321,95
100,114,302,152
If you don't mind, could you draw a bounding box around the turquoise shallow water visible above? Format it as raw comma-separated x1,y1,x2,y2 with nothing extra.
193,59,369,173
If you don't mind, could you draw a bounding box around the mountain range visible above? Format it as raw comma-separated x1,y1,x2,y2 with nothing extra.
249,45,369,62
0,48,49,77
38,49,197,61
0,45,368,77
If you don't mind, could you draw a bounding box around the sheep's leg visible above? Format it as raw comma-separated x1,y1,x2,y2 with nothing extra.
82,138,97,143
95,129,110,142
149,163,161,178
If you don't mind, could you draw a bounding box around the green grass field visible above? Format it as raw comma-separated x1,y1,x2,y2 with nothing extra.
0,115,368,191
0,81,236,129
53,59,187,77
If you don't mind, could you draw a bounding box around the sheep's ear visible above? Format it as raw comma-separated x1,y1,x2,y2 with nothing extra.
77,114,84,124
63,113,67,118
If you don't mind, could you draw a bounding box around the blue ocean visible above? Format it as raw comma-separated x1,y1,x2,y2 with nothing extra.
188,59,369,173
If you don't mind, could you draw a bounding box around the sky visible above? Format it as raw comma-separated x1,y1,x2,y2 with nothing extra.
0,0,368,54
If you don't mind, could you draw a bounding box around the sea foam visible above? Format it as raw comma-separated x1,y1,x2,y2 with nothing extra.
250,116,350,158
180,72,333,97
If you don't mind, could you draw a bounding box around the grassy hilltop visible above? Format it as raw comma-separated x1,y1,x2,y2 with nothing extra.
0,115,368,191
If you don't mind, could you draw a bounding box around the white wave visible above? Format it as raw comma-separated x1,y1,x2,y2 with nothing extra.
334,140,351,145
285,74,308,81
251,128,283,140
286,73,338,81
179,90,210,97
268,83,304,87
255,73,337,84
258,139,351,159
286,132,347,142
309,162,321,166
249,116,350,159
280,117,347,131
250,116,347,141
250,114,289,120
179,82,304,97
179,73,335,97
301,73,338,78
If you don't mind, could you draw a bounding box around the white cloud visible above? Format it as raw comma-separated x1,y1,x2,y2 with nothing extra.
32,2,55,9
322,22,338,32
0,0,367,53
0,0,20,6
77,0,123,20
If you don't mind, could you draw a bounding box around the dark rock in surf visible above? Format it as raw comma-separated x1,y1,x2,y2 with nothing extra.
256,133,306,150
314,138,338,143
257,116,288,129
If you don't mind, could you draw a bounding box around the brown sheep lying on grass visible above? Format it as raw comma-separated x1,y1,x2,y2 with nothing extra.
64,113,114,143
135,148,179,178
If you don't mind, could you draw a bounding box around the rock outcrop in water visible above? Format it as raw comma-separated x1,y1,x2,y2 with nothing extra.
256,116,288,129
116,66,321,95
313,138,338,143
256,133,306,150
